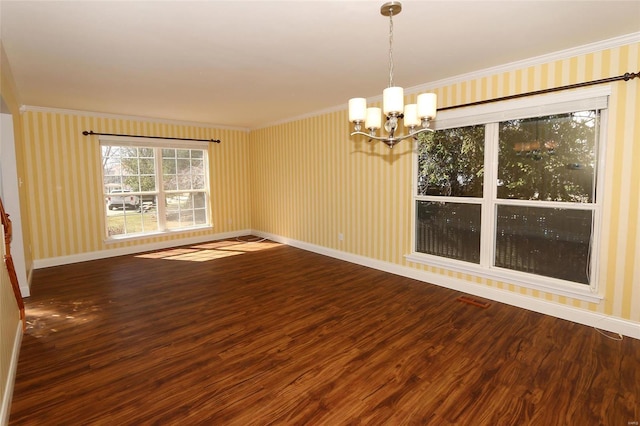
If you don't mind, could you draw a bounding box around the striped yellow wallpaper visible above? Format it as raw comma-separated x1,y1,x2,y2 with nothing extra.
249,42,640,324
20,112,251,260
14,42,639,328
251,110,414,264
0,224,20,410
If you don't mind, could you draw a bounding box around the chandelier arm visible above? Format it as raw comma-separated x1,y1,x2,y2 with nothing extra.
350,126,434,145
405,127,435,139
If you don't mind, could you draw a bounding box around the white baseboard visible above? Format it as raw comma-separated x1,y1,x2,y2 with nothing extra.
1,322,23,426
30,228,639,340
33,229,252,269
19,266,33,298
254,231,640,341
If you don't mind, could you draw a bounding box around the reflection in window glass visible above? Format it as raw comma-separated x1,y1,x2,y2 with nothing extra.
416,201,481,263
495,205,592,283
498,111,598,202
417,125,484,197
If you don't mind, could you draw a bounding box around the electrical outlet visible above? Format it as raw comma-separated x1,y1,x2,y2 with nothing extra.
338,233,344,241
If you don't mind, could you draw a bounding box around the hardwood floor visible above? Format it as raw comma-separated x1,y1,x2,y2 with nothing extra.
9,239,640,425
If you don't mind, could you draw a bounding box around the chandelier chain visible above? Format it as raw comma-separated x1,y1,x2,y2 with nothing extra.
388,9,394,88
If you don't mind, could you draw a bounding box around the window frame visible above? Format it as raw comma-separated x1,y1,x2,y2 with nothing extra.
100,135,212,241
407,86,610,302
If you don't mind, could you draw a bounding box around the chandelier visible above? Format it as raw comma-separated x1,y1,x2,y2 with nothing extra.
348,1,437,149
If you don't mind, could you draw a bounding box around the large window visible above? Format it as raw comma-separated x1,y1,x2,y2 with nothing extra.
409,89,608,298
101,137,210,239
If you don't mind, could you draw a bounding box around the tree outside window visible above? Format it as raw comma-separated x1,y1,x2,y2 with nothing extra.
415,110,600,285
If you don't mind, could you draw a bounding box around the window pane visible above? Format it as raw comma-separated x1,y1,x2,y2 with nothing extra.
163,176,177,191
194,208,207,225
138,159,156,189
192,159,204,171
122,158,139,175
498,111,599,202
139,147,154,158
176,158,190,172
126,178,141,192
416,201,481,263
176,158,192,191
163,150,206,192
165,192,206,229
162,158,177,190
192,159,205,189
106,208,158,237
193,192,205,209
103,175,121,190
495,205,592,284
177,173,192,190
417,125,484,197
102,145,156,194
162,158,176,174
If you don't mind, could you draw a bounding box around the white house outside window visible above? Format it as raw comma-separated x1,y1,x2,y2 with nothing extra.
100,136,210,239
408,87,609,301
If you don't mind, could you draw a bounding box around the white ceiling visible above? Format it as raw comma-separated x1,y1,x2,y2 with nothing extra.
1,1,639,129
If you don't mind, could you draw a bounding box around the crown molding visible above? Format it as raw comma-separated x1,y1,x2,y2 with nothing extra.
253,103,348,131
19,105,250,132
262,32,640,129
406,32,640,95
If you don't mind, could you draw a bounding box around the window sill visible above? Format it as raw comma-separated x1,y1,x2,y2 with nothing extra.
405,252,603,303
104,225,214,245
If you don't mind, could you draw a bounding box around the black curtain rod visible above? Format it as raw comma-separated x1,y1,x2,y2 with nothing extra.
438,71,639,112
82,130,221,143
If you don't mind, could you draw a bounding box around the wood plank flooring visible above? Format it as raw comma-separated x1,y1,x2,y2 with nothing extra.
9,239,640,425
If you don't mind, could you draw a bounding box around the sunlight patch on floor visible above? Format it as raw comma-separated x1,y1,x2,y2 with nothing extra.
26,300,103,338
135,239,281,262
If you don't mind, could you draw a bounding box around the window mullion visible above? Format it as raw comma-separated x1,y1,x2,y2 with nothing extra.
411,138,420,254
480,122,499,268
154,148,167,231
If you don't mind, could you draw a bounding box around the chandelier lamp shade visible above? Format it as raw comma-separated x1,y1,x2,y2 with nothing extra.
348,1,437,149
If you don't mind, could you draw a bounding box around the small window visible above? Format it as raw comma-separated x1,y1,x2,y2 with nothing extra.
101,137,210,239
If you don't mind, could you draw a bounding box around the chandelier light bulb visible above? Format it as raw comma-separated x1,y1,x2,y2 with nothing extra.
365,107,382,130
383,87,404,115
417,93,437,120
403,104,420,127
348,98,367,123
